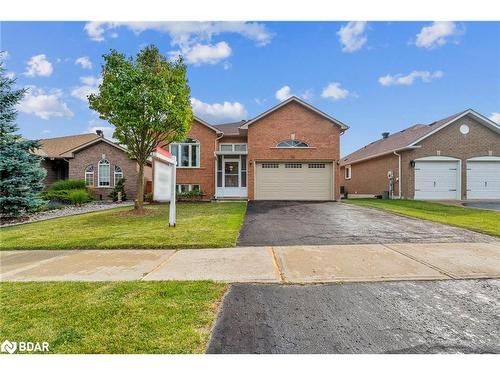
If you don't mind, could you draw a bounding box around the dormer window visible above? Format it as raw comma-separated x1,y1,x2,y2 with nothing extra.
276,140,309,148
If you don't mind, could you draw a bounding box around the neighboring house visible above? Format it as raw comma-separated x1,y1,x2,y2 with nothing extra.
34,131,152,200
166,96,349,201
340,109,500,200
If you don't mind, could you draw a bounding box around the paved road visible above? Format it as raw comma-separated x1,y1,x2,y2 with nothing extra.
207,280,500,354
463,201,500,211
237,201,496,246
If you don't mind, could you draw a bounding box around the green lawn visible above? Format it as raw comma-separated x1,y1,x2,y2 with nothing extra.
0,202,246,250
345,199,500,237
0,281,226,354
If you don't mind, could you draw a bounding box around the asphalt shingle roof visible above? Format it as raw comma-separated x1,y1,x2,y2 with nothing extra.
33,133,100,158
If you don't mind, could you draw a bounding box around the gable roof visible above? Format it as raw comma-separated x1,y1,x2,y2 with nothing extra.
239,96,349,131
212,121,246,136
33,133,100,158
193,116,223,134
33,133,129,159
341,109,500,166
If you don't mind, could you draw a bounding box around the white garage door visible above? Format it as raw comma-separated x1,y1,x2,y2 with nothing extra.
414,160,460,200
467,160,500,199
255,162,332,200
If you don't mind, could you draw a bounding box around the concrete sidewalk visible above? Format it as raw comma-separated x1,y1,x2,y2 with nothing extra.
1,242,499,283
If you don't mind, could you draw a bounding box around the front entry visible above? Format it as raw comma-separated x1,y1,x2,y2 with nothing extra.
216,155,248,198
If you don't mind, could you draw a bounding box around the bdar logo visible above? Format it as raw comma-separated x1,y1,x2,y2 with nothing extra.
1,340,17,354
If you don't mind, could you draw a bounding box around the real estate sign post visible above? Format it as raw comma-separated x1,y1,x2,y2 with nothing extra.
152,147,177,227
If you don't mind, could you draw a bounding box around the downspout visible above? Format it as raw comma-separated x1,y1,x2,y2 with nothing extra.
214,132,224,199
393,151,401,199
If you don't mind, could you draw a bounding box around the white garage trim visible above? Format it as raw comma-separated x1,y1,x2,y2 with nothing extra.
466,156,500,200
414,156,461,200
254,161,334,201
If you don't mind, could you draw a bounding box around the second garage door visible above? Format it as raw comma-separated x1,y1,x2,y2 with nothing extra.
467,158,500,199
255,162,333,200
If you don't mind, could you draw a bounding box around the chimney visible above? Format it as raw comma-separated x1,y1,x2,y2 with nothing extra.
96,129,103,137
382,132,390,139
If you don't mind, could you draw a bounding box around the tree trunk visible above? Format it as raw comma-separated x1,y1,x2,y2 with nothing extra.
135,162,145,210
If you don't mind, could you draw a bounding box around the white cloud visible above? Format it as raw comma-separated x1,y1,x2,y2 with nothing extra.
75,56,92,69
0,51,10,62
275,85,292,101
174,42,231,65
415,22,463,49
490,112,500,124
321,82,351,101
17,86,73,120
71,76,102,102
88,126,115,139
378,70,444,86
337,21,368,53
84,21,273,46
190,97,247,123
24,54,53,77
275,86,312,102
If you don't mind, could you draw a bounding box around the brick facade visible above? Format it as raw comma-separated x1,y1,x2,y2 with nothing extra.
67,140,151,201
246,101,342,200
401,116,500,199
171,119,218,199
341,115,500,199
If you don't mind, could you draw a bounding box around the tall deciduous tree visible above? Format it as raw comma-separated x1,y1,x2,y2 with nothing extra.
89,46,192,210
0,63,46,218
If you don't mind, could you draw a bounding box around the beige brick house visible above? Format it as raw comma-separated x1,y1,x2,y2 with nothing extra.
35,131,152,200
166,96,349,201
340,109,500,200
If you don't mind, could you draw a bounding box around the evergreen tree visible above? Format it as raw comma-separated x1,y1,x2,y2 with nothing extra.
0,62,46,218
108,177,127,201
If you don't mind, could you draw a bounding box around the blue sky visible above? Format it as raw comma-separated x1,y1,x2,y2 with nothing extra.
1,21,499,155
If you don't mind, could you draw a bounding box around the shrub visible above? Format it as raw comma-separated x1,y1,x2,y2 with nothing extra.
145,192,154,203
108,178,127,201
177,189,204,201
40,189,72,203
50,179,86,191
68,190,91,206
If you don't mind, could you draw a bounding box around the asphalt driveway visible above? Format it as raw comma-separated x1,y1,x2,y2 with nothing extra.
237,201,496,246
207,280,500,354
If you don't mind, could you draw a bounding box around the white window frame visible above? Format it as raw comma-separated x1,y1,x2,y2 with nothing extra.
176,184,200,193
219,143,247,152
98,159,111,187
276,139,309,148
114,165,123,185
169,138,200,168
84,165,94,186
345,165,352,180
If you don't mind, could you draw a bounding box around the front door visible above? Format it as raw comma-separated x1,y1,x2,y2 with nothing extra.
223,160,240,196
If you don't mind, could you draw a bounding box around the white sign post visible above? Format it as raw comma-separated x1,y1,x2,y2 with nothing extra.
152,148,177,227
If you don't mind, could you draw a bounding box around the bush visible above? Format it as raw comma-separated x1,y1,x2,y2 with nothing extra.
108,178,127,201
40,189,92,204
177,189,204,201
50,179,86,191
68,190,92,206
145,192,154,203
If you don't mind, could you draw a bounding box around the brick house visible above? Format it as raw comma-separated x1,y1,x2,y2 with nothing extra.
340,109,500,200
166,96,349,201
35,131,152,200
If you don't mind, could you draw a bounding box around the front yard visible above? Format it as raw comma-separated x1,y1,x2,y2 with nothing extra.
0,202,246,250
345,199,500,237
0,281,226,354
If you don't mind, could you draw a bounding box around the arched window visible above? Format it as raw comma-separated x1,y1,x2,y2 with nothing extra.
84,165,94,186
114,165,123,185
276,139,309,148
169,138,200,167
98,159,110,187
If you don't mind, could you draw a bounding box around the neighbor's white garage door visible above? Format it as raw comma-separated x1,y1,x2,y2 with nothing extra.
255,162,332,200
414,160,460,200
467,160,500,199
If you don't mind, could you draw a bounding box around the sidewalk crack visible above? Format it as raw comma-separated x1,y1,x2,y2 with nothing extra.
268,247,286,283
382,244,456,279
140,250,178,280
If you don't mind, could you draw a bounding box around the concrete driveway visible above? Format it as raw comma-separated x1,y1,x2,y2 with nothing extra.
462,201,500,211
207,280,500,354
237,201,496,246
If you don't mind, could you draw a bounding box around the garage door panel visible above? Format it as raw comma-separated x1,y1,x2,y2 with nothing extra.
414,161,459,200
467,161,500,199
256,162,332,200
